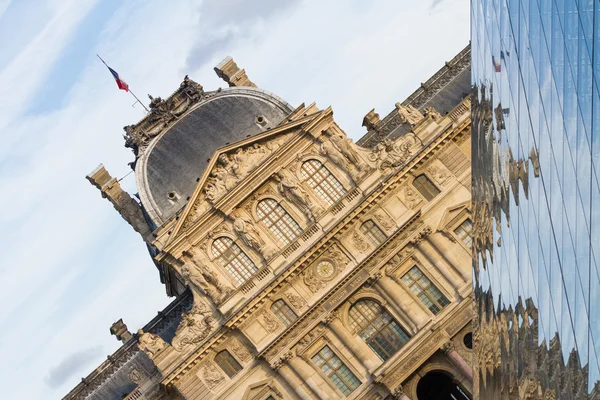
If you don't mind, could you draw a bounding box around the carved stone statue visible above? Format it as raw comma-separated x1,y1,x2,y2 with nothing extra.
171,302,216,351
137,329,166,359
328,131,364,167
273,170,320,222
396,103,424,125
232,216,275,259
423,106,442,120
320,140,350,172
181,252,233,303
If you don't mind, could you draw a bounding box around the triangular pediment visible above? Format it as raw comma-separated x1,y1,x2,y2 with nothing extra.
167,109,326,243
437,200,471,230
241,378,282,400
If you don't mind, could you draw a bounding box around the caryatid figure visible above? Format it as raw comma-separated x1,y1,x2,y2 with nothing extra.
273,170,320,222
181,252,233,303
232,215,275,259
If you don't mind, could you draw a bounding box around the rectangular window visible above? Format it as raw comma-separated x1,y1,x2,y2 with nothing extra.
401,266,450,314
312,345,360,396
454,218,473,247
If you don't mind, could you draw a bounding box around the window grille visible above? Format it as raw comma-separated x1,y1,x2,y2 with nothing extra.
211,237,258,286
257,198,302,245
300,159,346,206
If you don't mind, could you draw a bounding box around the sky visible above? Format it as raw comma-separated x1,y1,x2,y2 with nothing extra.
0,0,469,398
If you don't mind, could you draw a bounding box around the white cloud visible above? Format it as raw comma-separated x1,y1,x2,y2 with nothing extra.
0,0,469,398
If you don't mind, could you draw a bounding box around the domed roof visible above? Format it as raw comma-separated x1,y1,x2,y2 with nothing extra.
135,87,294,225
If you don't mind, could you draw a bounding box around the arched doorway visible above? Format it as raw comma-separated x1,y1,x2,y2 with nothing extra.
416,371,471,400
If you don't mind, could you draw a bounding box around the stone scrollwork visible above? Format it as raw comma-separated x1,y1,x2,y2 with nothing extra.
350,229,369,253
171,301,217,352
229,338,252,362
397,184,424,209
137,329,166,359
427,162,450,186
202,362,225,390
181,251,233,304
284,292,307,310
372,208,395,230
371,133,419,171
273,169,322,222
303,267,328,293
232,214,276,260
260,309,282,333
295,325,326,354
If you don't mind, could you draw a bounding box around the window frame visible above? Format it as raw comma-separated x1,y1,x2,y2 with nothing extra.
400,264,451,315
210,236,259,287
412,173,441,201
310,343,362,397
256,197,303,246
214,350,243,378
300,159,347,207
270,299,298,327
347,298,411,361
452,217,473,249
359,219,388,247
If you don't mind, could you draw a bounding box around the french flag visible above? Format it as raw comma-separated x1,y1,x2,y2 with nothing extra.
97,55,129,92
107,65,129,92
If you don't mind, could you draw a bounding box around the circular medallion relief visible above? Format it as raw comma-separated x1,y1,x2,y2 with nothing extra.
315,261,336,280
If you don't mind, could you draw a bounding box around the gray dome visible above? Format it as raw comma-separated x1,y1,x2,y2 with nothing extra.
136,87,294,225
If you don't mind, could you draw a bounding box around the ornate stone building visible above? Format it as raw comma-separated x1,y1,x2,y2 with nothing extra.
64,47,473,400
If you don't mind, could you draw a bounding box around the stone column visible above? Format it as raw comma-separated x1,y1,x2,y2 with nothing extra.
375,275,422,331
442,342,473,382
414,238,464,293
328,315,381,373
275,360,316,400
427,234,470,282
289,355,338,399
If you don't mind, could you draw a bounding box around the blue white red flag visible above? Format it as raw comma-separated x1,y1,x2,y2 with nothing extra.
106,65,129,92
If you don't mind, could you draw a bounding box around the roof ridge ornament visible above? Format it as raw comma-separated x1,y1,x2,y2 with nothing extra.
123,75,204,156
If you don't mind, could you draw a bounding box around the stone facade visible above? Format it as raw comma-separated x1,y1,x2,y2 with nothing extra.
65,51,473,400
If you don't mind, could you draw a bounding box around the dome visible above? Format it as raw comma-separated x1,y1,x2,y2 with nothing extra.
135,87,294,225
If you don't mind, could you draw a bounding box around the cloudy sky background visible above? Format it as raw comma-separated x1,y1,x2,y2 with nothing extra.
0,0,469,398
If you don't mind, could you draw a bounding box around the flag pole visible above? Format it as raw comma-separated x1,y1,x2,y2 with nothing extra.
96,54,150,113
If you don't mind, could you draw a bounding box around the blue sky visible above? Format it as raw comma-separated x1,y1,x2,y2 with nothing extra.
0,0,469,398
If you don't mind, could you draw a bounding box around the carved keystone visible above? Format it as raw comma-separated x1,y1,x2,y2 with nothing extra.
87,164,152,243
110,319,133,344
214,56,256,87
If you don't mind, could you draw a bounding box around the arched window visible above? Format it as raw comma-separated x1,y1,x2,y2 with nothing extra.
300,159,346,206
348,299,410,361
401,266,450,314
413,174,440,201
257,198,302,245
214,350,242,378
360,220,387,246
211,237,257,286
271,299,298,326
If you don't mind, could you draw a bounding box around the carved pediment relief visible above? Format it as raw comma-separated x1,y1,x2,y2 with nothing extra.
123,76,204,155
170,131,294,239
